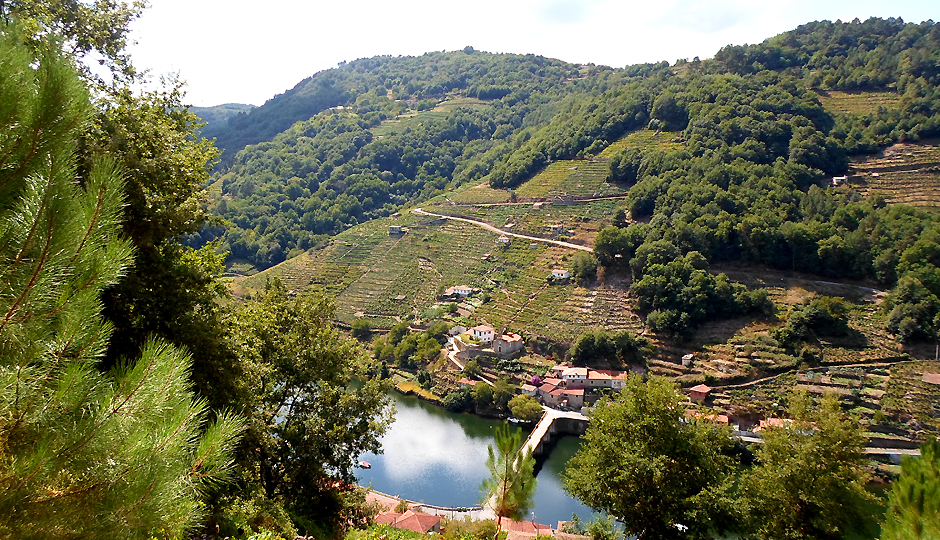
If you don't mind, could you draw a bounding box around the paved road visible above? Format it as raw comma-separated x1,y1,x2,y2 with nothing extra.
413,208,593,252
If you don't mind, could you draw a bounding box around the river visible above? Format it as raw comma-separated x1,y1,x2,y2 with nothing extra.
356,390,595,527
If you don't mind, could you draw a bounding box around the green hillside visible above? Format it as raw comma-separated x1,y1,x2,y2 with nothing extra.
217,17,940,362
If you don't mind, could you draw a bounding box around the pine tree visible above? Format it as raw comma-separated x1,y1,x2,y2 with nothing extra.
481,421,537,537
881,438,940,540
0,28,242,539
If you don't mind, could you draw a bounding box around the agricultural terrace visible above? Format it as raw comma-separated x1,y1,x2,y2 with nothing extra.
597,128,684,158
432,96,490,111
369,109,449,137
470,242,644,342
848,141,940,208
513,160,623,199
815,89,900,115
445,181,512,204
422,199,620,246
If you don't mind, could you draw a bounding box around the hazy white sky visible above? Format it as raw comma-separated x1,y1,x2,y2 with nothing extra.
126,0,938,107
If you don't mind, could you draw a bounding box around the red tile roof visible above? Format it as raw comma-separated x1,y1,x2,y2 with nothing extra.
376,510,441,533
923,372,940,385
684,409,729,424
689,384,712,394
755,418,791,431
498,517,552,535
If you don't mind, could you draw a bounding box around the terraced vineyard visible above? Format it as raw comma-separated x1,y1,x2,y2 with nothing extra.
598,129,684,158
848,142,940,207
446,182,512,204
815,89,899,115
370,109,449,137
513,160,623,199
424,199,620,239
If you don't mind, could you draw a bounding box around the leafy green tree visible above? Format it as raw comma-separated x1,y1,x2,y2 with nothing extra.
351,318,373,341
227,279,394,535
881,438,940,540
473,381,495,408
739,393,876,540
508,395,543,422
464,359,482,378
571,252,599,284
481,422,537,535
0,31,241,538
563,375,738,540
493,378,516,411
1,0,145,81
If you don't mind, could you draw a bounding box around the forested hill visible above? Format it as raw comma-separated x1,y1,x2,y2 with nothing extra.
208,49,592,158
198,17,940,274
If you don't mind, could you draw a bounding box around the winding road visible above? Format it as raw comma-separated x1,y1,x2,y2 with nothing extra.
413,208,593,252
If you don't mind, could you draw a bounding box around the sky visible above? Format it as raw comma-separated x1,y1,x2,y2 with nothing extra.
126,0,938,107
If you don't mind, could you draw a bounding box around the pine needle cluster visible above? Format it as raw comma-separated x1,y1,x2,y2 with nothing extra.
0,28,242,539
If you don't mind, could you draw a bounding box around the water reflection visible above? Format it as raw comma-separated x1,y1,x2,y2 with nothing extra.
357,391,593,525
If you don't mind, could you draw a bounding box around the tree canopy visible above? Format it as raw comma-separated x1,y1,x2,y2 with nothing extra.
563,376,739,540
0,28,241,538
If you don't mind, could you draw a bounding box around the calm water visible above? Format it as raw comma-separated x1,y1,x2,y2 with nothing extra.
357,390,595,526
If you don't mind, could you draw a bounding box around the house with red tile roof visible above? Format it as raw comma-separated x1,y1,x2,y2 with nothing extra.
562,367,589,387
684,409,729,425
689,384,712,404
375,510,441,533
494,332,525,356
498,517,553,540
561,388,584,409
754,418,792,432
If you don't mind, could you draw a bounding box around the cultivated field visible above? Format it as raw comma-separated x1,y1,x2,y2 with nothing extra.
848,141,940,208
513,160,623,199
598,129,684,158
815,89,900,115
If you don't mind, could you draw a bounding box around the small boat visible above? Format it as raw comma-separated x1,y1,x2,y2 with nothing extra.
359,460,371,469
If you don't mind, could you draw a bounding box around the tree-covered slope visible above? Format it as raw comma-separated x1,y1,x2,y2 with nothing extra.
202,17,940,299
209,49,600,157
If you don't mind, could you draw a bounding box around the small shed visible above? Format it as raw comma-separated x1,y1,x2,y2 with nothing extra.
552,269,571,279
681,353,694,367
689,384,712,404
389,225,403,235
521,384,538,396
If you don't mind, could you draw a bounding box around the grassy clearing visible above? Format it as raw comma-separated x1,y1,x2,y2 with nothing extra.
816,89,900,115
433,96,490,111
514,160,623,199
598,129,684,158
370,110,449,137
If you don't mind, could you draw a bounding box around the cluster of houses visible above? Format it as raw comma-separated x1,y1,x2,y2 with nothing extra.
520,365,628,411
451,323,526,359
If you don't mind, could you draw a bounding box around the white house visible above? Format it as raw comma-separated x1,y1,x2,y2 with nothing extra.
470,324,495,343
453,285,472,297
497,236,510,244
562,366,588,387
552,269,571,279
